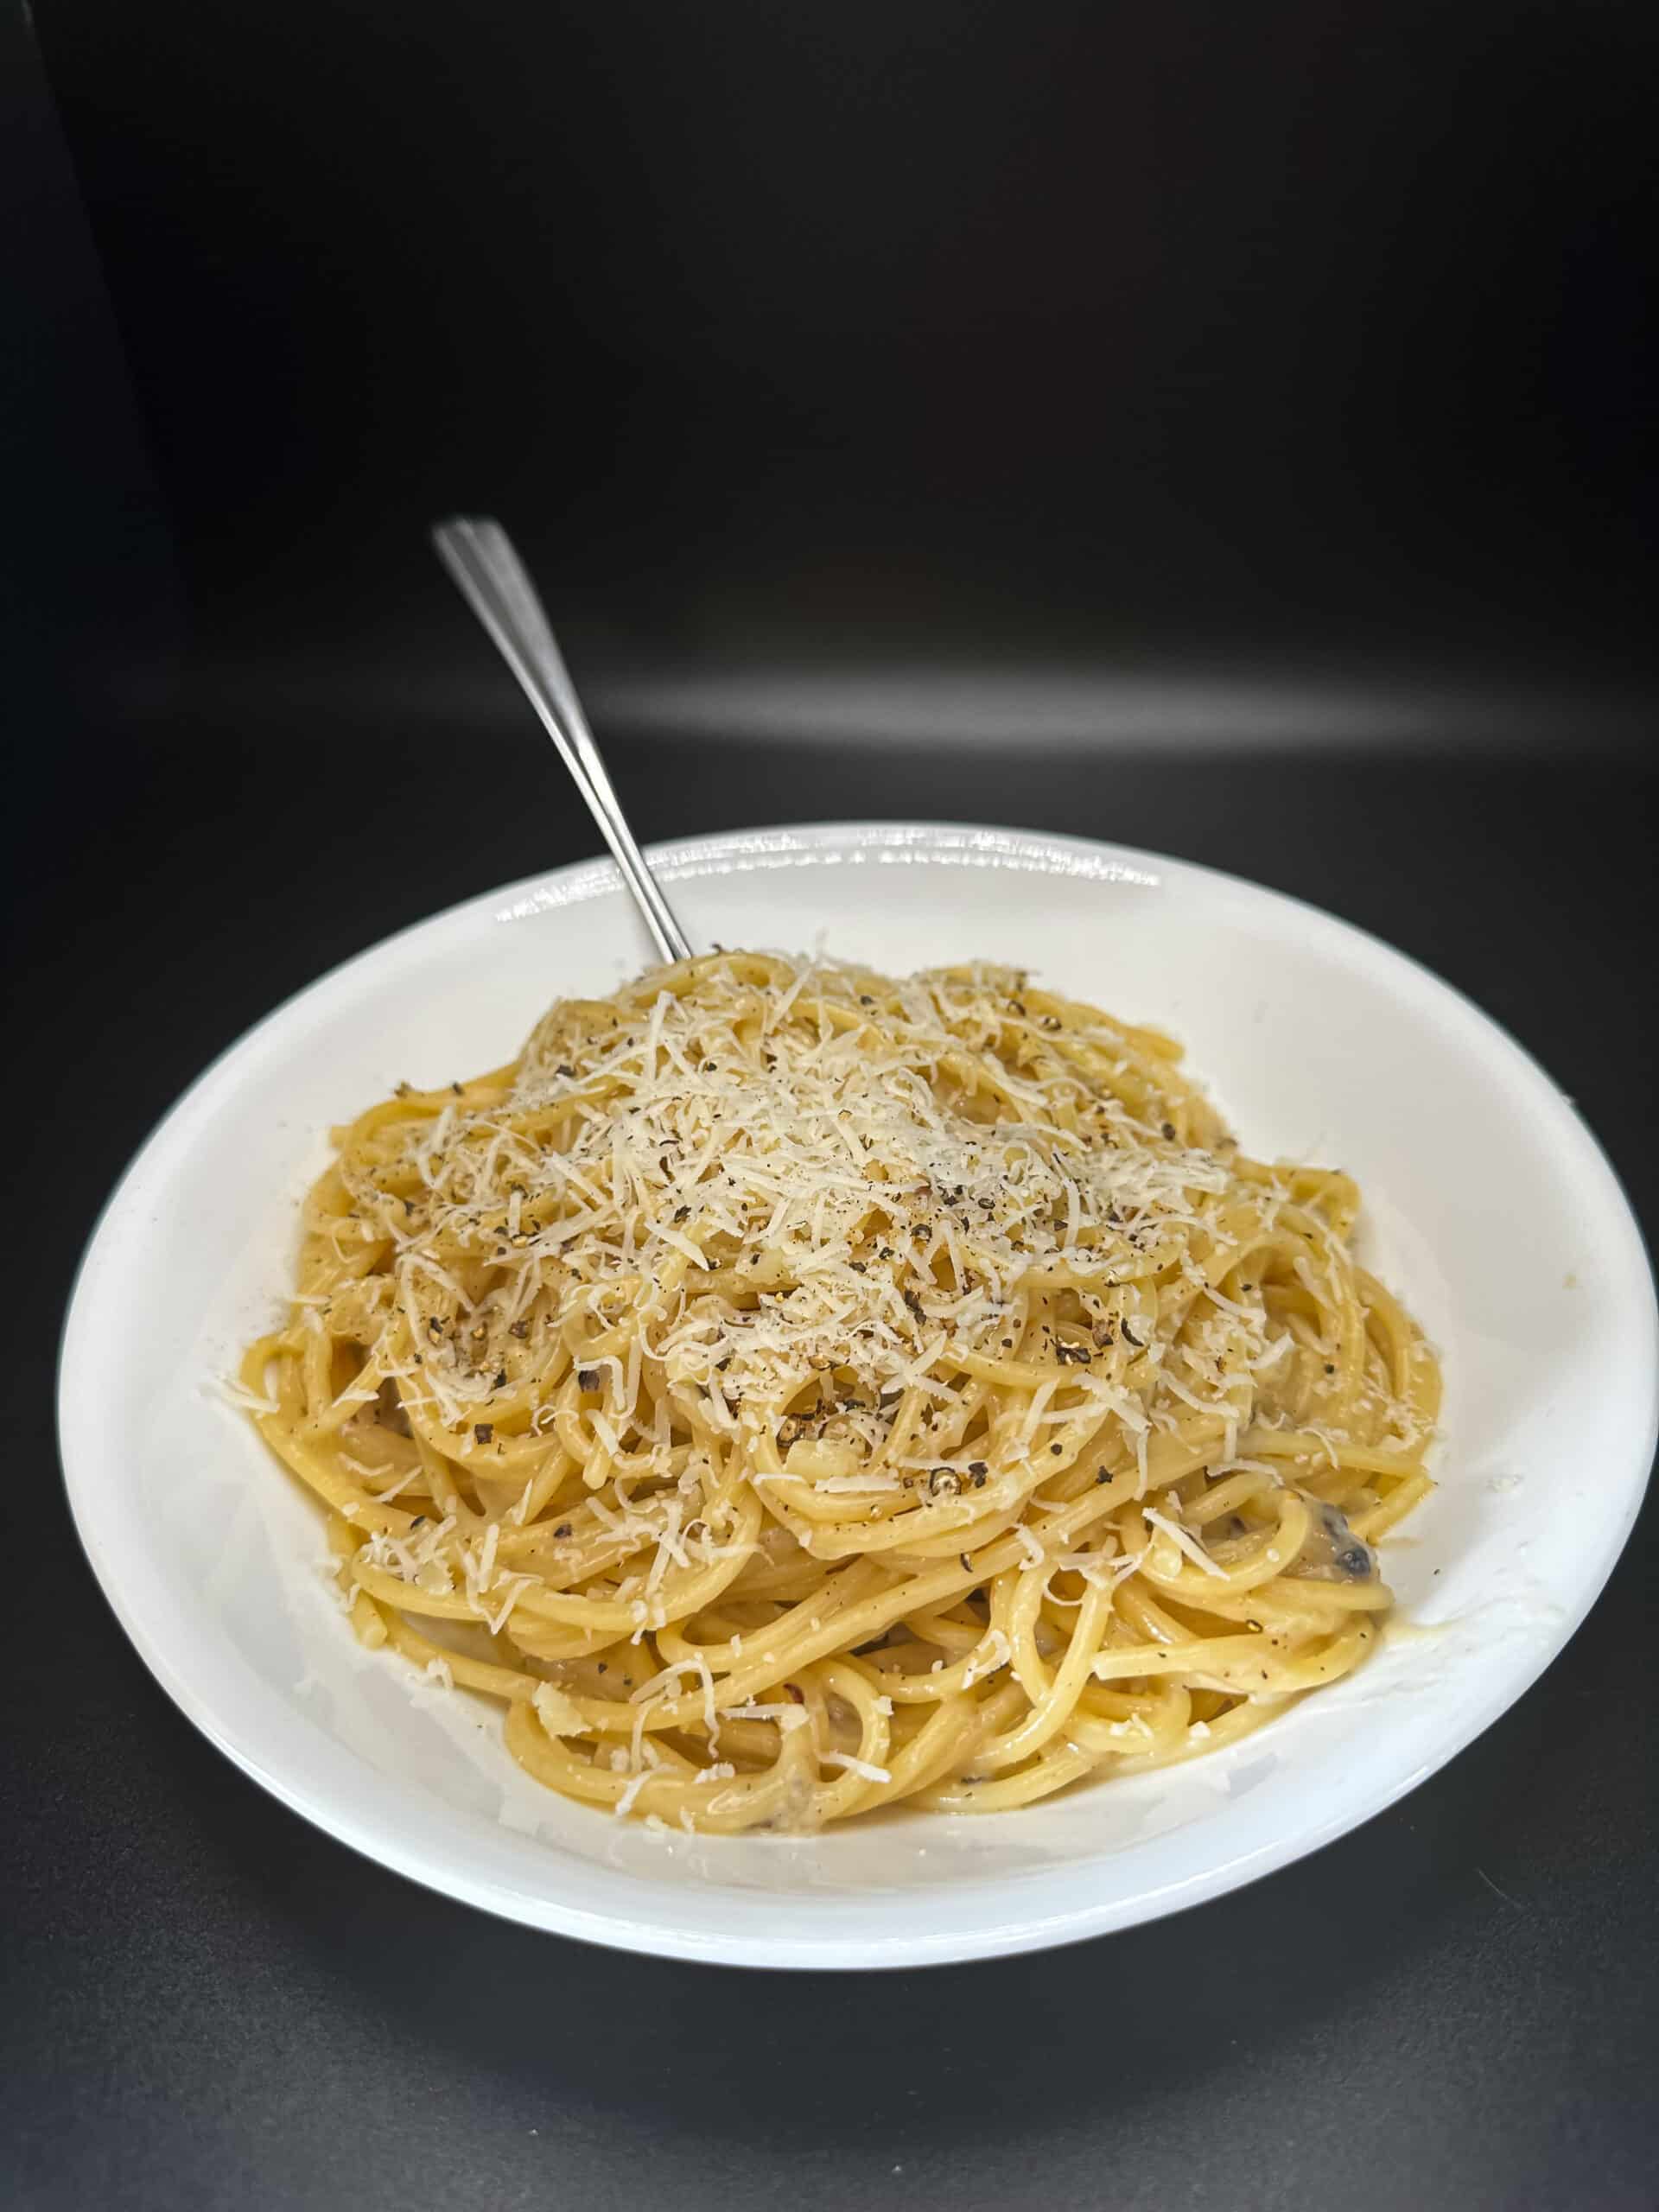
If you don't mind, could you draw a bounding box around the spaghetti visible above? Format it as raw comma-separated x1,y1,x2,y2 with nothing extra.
241,952,1440,1832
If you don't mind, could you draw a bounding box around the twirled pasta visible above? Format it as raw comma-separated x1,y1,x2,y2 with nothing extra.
240,952,1440,1832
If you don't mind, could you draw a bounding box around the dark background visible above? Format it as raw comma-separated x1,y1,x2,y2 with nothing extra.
6,2,1656,2207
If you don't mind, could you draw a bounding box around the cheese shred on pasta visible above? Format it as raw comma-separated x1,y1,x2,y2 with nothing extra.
241,952,1440,1832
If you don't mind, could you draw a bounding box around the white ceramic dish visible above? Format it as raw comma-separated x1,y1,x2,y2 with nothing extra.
60,822,1656,1969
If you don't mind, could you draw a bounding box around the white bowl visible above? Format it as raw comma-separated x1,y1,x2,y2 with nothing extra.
59,822,1656,1968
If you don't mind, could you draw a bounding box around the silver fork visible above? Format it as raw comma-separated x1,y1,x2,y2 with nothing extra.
431,516,694,964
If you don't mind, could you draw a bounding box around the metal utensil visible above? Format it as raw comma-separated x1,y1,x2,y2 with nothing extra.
430,516,694,963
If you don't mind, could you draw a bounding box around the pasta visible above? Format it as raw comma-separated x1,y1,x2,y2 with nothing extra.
240,952,1440,1833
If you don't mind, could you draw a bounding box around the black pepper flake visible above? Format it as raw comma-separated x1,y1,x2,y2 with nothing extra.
509,1319,530,1339
927,1468,961,1497
1324,1362,1336,1375
959,1553,972,1572
1122,1322,1145,1349
1055,1343,1092,1365
673,1205,691,1223
556,1063,576,1078
1050,1442,1063,1455
426,1316,446,1339
474,1422,493,1444
1096,1468,1110,1484
451,1081,463,1096
1161,1122,1176,1140
596,1661,607,1673
969,1460,988,1475
576,1368,600,1390
493,1368,507,1390
554,1522,573,1538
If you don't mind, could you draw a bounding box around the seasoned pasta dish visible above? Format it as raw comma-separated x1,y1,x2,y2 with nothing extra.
240,952,1440,1832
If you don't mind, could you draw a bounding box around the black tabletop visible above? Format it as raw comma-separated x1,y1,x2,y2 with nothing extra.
9,0,1659,2202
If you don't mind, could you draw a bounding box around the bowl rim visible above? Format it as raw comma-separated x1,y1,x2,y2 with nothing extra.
57,818,1659,1968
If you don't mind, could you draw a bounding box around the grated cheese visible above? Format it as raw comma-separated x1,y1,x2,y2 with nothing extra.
1142,1508,1230,1578
532,1681,586,1735
823,1751,893,1784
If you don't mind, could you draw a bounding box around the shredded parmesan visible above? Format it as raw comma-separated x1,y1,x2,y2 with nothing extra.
1143,1508,1230,1578
823,1751,893,1784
